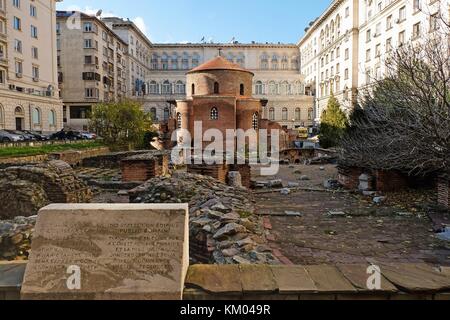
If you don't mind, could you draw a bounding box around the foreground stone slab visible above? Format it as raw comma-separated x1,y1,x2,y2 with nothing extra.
21,204,189,300
337,264,397,293
239,265,277,293
271,266,317,294
185,265,242,295
378,263,450,293
304,265,356,293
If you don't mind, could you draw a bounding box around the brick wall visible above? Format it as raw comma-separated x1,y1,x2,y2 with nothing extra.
231,164,251,188
375,170,408,192
337,166,363,190
187,163,229,184
120,153,169,182
437,176,449,209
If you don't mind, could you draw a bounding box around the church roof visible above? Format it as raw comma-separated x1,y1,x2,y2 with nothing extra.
187,56,254,75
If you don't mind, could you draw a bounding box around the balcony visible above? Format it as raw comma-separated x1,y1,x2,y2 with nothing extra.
0,8,5,19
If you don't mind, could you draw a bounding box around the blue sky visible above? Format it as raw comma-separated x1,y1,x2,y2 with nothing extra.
57,0,331,44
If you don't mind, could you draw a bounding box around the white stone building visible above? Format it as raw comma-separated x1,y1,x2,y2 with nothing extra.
0,0,62,133
299,0,450,122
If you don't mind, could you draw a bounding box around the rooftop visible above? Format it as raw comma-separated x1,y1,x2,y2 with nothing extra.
187,56,254,75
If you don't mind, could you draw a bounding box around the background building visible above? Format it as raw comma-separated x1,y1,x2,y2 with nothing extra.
299,0,360,122
57,11,128,131
299,0,450,122
145,43,314,129
102,17,152,99
0,0,62,132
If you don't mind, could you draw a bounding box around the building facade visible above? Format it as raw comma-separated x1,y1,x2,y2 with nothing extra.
146,43,314,130
56,11,128,131
299,0,450,121
0,0,62,133
299,0,360,121
102,17,153,99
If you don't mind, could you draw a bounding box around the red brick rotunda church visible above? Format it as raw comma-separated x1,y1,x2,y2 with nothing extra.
174,54,285,188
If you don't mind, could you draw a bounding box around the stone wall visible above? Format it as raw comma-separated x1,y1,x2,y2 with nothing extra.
0,161,92,219
437,176,449,209
0,147,109,168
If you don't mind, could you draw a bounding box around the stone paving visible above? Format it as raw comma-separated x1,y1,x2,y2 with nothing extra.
254,165,450,267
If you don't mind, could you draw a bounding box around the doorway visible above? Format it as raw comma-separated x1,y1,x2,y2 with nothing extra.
15,117,23,130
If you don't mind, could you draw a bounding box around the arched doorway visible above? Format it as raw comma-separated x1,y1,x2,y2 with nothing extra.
14,106,25,130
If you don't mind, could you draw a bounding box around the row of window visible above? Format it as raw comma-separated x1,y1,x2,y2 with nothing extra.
175,109,260,130
0,105,57,127
267,107,314,122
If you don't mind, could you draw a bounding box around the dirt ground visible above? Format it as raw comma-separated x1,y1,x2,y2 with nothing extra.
254,164,450,266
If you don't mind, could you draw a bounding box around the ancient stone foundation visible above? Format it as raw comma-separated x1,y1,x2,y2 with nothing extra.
375,170,408,192
81,150,152,169
120,151,169,182
0,161,92,219
187,163,251,189
338,166,409,192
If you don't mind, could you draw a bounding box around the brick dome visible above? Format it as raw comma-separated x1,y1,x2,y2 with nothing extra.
187,56,254,75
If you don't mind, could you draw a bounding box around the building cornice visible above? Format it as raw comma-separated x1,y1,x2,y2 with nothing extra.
298,0,345,46
151,43,298,50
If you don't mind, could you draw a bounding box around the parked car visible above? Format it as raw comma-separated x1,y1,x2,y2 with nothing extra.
6,130,37,141
0,130,25,142
80,132,97,140
23,130,51,141
50,130,83,141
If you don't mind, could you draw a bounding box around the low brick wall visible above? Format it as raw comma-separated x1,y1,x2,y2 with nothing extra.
437,176,449,209
187,163,251,188
337,166,364,190
375,170,408,192
230,164,251,189
338,166,409,192
187,163,229,184
120,152,169,182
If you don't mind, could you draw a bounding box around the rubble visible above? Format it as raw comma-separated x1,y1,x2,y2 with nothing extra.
0,216,36,261
129,172,279,265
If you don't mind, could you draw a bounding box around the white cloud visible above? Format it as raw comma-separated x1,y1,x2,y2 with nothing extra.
59,5,152,40
132,17,152,40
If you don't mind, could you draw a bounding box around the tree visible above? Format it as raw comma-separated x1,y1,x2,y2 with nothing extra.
89,99,154,150
341,15,450,177
319,93,348,149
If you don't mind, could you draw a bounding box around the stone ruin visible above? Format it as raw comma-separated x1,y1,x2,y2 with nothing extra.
129,172,279,265
120,150,170,182
0,160,92,219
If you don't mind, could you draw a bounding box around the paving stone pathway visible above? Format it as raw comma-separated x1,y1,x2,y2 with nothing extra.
255,166,450,267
